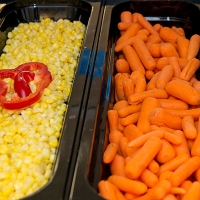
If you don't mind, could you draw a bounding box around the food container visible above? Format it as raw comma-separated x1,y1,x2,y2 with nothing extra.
0,0,102,199
69,1,200,199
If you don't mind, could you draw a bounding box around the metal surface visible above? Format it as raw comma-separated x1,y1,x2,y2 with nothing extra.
0,0,101,199
70,1,200,200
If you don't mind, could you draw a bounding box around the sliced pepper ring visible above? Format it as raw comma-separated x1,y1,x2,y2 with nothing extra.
0,62,52,110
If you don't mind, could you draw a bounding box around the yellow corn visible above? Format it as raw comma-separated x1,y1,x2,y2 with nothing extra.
0,18,85,199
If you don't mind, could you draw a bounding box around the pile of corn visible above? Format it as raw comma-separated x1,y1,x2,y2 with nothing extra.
0,18,86,199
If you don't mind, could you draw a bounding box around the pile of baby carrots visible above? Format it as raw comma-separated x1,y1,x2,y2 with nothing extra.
98,11,200,200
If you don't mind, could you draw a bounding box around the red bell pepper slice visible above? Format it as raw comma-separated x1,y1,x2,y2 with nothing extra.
0,62,52,110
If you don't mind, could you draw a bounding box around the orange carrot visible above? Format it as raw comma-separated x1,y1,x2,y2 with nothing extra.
179,180,192,199
110,154,126,177
113,100,129,111
125,136,162,179
182,181,200,200
130,71,146,93
123,124,143,141
117,23,142,44
145,70,154,80
115,59,131,73
172,130,190,157
170,187,186,195
160,43,179,57
146,34,162,44
187,34,200,60
137,97,160,133
179,58,200,81
149,108,182,130
153,23,162,32
150,124,175,133
172,26,185,36
182,115,197,139
109,130,124,145
168,156,200,187
156,139,176,164
120,111,140,126
191,117,200,156
156,57,170,70
118,22,134,31
169,57,181,78
103,143,119,164
194,167,200,182
119,136,129,157
163,194,178,200
165,79,200,106
98,180,117,200
132,37,156,70
147,159,160,174
108,175,147,195
122,45,145,74
139,169,159,188
163,131,182,145
108,110,119,131
123,78,134,100
128,130,164,148
177,37,189,59
159,170,173,181
137,13,159,36
118,103,142,118
124,192,138,200
155,64,174,89
146,72,160,90
111,182,128,200
159,27,182,43
120,11,133,23
149,43,162,57
191,77,200,92
136,28,150,36
128,89,168,104
159,99,188,110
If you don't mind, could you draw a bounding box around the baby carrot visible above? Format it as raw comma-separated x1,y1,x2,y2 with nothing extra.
172,26,185,36
120,111,140,126
136,28,150,36
118,103,142,118
149,43,162,57
120,11,133,23
146,34,162,44
115,59,131,73
169,57,181,78
117,23,142,44
137,13,159,36
113,100,129,111
108,110,119,131
170,187,186,195
163,131,182,145
159,27,182,43
187,34,200,60
109,130,124,145
124,192,138,200
149,108,182,130
191,117,200,156
182,181,200,200
119,136,129,158
110,154,126,177
159,99,188,110
159,170,173,181
98,180,117,200
150,124,176,133
147,159,160,174
163,194,178,200
172,130,190,157
194,168,200,182
165,79,200,106
132,37,156,70
156,139,176,164
130,71,146,93
128,130,164,148
137,97,160,133
139,169,159,188
155,64,174,89
179,180,192,199
111,182,128,200
117,22,134,31
177,37,189,59
128,89,168,104
132,12,138,23
123,124,143,141
191,77,200,92
153,23,162,32
125,136,162,179
123,78,134,100
145,70,154,80
108,175,147,195
160,43,179,57
103,143,119,164
146,72,160,90
168,156,200,187
122,45,145,74
156,57,170,70
182,115,197,139
179,58,200,81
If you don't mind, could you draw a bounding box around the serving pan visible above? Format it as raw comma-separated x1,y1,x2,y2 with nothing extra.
0,0,101,199
69,1,200,199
